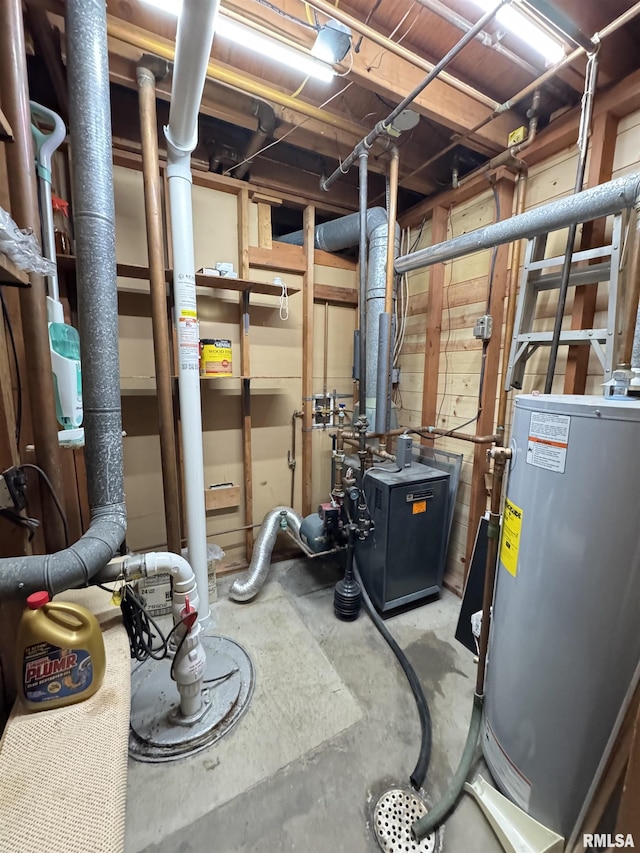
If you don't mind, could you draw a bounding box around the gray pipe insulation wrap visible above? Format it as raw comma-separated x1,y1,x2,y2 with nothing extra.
280,208,400,424
0,0,126,599
229,507,302,602
396,171,640,273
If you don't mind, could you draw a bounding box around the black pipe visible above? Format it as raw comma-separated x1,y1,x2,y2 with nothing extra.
353,556,432,789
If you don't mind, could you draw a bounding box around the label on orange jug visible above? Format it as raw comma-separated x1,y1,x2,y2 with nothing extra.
23,641,93,703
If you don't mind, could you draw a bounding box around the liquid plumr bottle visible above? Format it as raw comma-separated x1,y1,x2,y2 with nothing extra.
16,591,106,711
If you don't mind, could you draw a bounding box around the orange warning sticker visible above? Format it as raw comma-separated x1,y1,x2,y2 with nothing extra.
412,500,427,515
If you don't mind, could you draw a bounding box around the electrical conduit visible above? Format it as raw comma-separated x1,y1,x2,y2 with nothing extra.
165,0,220,625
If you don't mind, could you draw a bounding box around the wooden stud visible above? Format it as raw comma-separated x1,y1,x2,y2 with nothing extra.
256,202,272,250
464,177,516,579
204,485,240,511
564,112,619,395
302,206,315,516
0,301,30,556
616,699,640,839
572,684,640,851
237,186,253,558
249,243,306,273
421,205,448,431
314,283,357,307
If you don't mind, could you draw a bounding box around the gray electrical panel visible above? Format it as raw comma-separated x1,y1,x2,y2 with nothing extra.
356,463,450,612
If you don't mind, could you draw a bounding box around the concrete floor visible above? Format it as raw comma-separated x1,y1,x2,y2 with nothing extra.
125,558,502,853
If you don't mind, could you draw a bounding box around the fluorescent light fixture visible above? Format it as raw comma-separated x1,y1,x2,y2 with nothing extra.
140,0,336,82
470,0,565,64
312,19,352,64
216,17,335,82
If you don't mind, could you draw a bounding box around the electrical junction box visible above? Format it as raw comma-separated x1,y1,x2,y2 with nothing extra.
355,463,450,612
473,314,493,341
508,125,528,147
395,435,413,469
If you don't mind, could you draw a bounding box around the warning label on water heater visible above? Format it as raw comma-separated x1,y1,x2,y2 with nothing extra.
526,411,571,474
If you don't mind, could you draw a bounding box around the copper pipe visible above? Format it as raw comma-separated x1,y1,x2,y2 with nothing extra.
476,166,529,695
497,164,528,436
402,2,640,188
339,427,498,444
136,63,182,555
475,450,508,696
0,0,66,551
618,202,640,368
385,147,400,314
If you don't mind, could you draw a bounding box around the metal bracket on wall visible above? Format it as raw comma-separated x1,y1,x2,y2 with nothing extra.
242,290,250,336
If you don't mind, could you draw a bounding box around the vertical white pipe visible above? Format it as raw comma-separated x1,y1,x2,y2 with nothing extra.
165,0,220,625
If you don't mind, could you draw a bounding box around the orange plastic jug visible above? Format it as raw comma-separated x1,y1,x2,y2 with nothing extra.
16,591,106,711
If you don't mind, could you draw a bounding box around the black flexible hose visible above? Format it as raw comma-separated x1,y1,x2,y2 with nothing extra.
353,557,432,789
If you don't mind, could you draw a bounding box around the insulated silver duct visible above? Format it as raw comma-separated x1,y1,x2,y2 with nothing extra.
0,0,126,598
229,507,302,602
280,207,388,253
280,208,399,424
396,171,640,274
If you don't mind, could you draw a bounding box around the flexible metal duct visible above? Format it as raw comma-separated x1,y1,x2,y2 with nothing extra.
280,208,400,422
396,171,640,274
280,207,388,253
229,507,302,602
0,0,126,598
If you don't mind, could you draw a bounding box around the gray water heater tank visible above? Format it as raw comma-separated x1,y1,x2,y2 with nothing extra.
484,394,640,840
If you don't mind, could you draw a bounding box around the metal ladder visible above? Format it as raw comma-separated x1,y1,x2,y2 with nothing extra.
505,212,624,390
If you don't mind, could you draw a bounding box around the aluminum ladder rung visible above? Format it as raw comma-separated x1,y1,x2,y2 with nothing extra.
514,329,608,345
535,261,611,292
527,244,613,272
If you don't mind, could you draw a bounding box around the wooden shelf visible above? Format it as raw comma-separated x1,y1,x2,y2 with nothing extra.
195,272,299,296
119,376,159,395
120,375,300,395
57,254,156,282
57,254,300,297
0,254,29,287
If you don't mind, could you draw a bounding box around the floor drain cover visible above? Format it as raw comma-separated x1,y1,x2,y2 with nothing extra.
373,789,436,853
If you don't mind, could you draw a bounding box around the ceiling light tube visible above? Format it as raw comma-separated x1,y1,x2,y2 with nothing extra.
140,0,336,82
469,0,565,64
216,16,335,82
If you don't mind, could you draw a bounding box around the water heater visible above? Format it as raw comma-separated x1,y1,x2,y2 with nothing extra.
484,394,640,840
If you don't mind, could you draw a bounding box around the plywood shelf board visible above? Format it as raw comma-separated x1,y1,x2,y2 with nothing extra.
0,253,29,287
57,255,299,296
195,272,300,296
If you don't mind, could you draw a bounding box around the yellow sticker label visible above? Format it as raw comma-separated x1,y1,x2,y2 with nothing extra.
180,309,197,318
412,500,427,515
500,498,523,577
